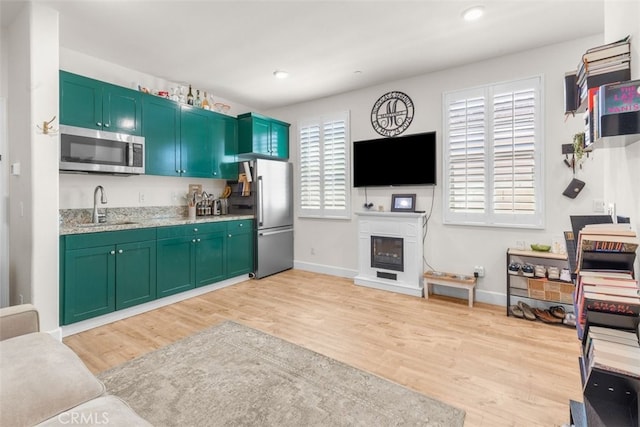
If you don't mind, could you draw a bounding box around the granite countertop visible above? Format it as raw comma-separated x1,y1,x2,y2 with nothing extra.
59,207,254,235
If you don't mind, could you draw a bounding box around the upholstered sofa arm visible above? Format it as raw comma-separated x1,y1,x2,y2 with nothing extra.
0,304,40,341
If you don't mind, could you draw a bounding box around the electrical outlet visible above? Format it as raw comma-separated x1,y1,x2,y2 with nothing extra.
593,199,605,213
139,192,145,203
473,266,485,277
607,203,616,217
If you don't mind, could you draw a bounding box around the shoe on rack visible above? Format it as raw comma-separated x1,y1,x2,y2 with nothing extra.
560,268,572,282
517,301,536,321
533,308,563,324
508,262,521,275
534,265,547,278
547,266,560,280
509,305,524,318
522,264,535,277
549,306,566,319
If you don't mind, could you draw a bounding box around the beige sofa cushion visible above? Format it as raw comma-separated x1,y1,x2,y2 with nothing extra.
0,332,105,426
0,303,39,340
36,395,153,426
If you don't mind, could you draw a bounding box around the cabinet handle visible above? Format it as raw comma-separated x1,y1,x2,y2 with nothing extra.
196,238,201,242
182,169,186,174
118,249,123,254
192,239,196,243
239,223,243,227
97,122,102,127
104,123,110,128
194,228,198,232
110,250,115,255
228,234,232,238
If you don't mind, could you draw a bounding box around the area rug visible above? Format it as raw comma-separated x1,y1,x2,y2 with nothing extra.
98,321,465,426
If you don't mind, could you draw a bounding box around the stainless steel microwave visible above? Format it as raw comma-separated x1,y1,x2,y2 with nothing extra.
59,125,145,175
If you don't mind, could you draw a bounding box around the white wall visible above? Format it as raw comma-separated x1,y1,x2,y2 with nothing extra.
602,0,640,273
6,3,60,331
268,35,613,304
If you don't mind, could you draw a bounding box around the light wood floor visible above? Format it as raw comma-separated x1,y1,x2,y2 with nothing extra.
64,269,583,427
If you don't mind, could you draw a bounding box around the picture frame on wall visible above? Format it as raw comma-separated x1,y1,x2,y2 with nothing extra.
391,194,416,212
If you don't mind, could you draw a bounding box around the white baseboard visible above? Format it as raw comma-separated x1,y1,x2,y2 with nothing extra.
296,261,506,307
294,260,358,279
61,275,249,337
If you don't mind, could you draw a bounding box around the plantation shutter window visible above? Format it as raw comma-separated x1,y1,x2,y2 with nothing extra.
443,77,544,228
298,111,351,219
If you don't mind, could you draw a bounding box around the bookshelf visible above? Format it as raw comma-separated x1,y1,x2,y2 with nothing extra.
570,224,639,427
566,36,640,151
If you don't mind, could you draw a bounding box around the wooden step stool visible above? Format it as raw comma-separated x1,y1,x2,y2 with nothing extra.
423,271,477,307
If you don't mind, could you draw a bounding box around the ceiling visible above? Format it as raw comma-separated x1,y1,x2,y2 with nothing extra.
2,0,605,110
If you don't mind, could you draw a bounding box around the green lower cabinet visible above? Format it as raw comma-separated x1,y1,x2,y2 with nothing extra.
64,245,116,324
115,241,157,310
156,235,196,297
60,221,254,325
195,231,226,287
226,220,254,277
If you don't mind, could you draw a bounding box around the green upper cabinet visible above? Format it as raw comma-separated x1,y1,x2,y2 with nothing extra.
211,112,238,179
237,112,290,159
142,94,181,176
60,70,142,135
180,106,213,178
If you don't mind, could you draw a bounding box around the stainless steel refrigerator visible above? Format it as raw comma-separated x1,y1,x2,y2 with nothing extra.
228,158,293,278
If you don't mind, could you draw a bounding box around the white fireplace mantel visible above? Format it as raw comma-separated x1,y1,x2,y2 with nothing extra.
354,211,426,297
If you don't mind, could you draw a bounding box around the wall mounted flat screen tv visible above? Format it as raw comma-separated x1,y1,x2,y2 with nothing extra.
352,131,436,187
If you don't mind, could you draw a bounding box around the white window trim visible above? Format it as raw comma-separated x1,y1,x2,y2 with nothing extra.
442,76,545,229
297,111,351,220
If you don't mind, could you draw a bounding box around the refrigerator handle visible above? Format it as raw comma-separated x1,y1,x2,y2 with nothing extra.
257,175,263,227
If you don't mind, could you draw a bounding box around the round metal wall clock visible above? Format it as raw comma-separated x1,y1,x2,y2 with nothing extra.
370,91,414,137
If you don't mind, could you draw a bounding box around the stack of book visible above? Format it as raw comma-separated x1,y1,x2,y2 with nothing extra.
597,79,640,139
582,324,640,381
577,36,631,146
577,35,631,106
573,222,639,425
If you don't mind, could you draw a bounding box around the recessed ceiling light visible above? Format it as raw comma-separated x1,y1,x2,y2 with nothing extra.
273,70,289,79
462,5,484,21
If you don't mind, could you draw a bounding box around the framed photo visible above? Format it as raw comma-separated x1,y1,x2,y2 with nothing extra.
391,194,416,212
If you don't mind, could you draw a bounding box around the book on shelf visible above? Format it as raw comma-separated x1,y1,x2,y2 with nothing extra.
584,333,640,379
580,35,630,63
579,68,631,103
583,292,640,316
584,324,640,348
579,270,634,280
583,284,640,298
586,309,640,330
579,234,639,253
580,223,636,235
598,79,640,115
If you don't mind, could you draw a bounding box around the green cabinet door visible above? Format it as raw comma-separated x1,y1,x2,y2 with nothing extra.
156,235,196,297
271,121,290,159
211,112,238,179
180,106,213,178
143,94,180,176
60,70,103,130
63,245,116,324
103,83,143,135
195,231,226,287
237,113,290,159
226,220,254,277
115,240,157,310
59,70,142,135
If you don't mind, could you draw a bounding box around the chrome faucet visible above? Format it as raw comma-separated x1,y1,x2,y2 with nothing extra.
92,185,107,224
